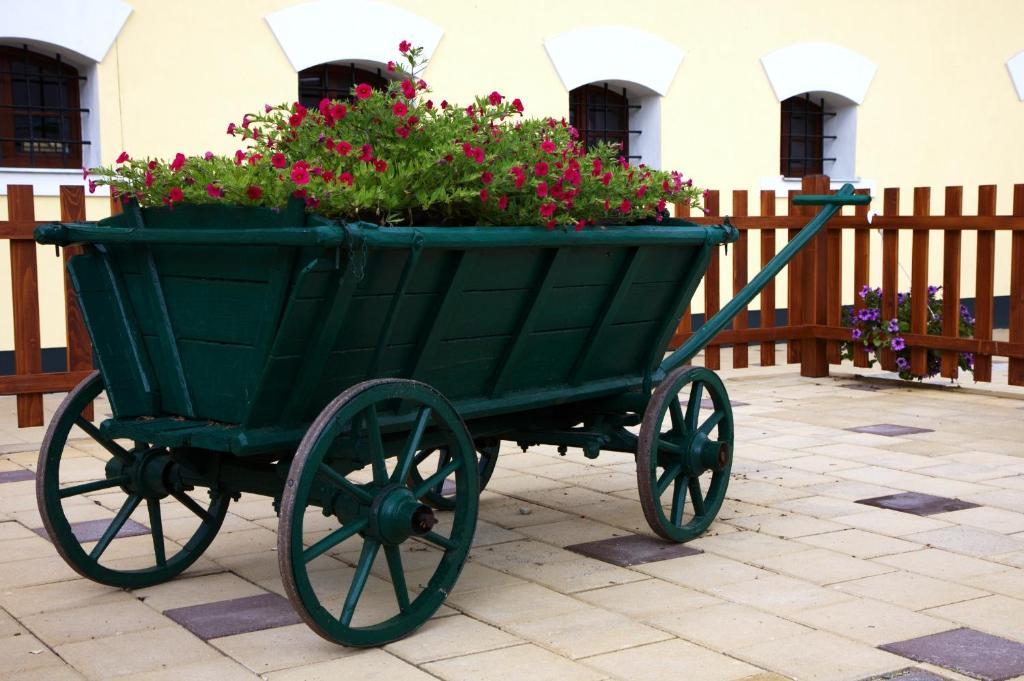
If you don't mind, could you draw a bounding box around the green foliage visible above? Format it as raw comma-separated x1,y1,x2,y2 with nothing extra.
88,44,703,228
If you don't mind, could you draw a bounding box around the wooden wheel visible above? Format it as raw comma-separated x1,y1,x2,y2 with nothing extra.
37,372,229,588
637,366,733,542
408,438,499,510
278,379,478,647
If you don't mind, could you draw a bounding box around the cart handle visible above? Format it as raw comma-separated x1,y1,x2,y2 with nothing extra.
34,222,348,248
658,183,870,377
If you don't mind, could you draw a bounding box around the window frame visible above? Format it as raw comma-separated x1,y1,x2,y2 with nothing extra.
779,93,837,179
569,83,640,162
298,62,389,108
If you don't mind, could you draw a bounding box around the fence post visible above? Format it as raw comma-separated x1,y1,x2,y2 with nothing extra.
800,174,830,377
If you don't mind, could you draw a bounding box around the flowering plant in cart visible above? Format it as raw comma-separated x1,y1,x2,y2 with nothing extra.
87,43,702,229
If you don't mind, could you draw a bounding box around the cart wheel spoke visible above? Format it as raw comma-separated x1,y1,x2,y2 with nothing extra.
147,498,166,567
303,518,367,563
413,457,460,499
170,491,213,523
698,411,724,436
685,383,704,432
689,477,706,517
318,464,373,504
657,438,685,457
392,407,432,485
420,530,457,551
656,462,683,496
58,475,129,499
74,417,132,463
364,406,388,484
669,478,687,525
383,544,411,612
413,448,434,466
89,493,142,560
668,398,685,435
340,538,380,626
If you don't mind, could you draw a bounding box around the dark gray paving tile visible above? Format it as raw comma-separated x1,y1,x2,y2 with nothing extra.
34,517,151,543
164,592,300,640
566,534,702,567
856,492,980,517
880,628,1024,681
859,668,952,681
847,423,934,436
842,383,896,393
701,399,749,409
0,469,34,483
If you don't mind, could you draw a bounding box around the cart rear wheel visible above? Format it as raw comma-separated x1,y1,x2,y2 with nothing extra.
637,366,733,542
279,379,478,647
408,438,499,510
37,372,229,588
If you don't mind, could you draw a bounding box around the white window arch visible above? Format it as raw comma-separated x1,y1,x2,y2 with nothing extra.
1008,51,1024,101
544,27,683,169
760,42,877,195
0,0,131,194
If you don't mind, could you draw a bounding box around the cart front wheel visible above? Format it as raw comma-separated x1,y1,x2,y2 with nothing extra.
279,379,478,647
37,372,229,588
637,366,733,542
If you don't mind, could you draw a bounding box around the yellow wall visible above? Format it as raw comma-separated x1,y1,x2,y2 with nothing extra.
3,0,1024,351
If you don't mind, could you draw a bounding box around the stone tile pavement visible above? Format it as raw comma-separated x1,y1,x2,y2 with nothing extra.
2,362,1024,680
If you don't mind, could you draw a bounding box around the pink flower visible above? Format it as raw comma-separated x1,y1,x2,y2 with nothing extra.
170,153,186,172
234,150,245,166
338,172,354,186
657,198,667,212
247,186,262,200
336,140,352,156
148,160,158,170
479,188,489,203
481,171,493,185
242,115,252,128
488,91,502,106
288,112,303,127
533,161,548,177
88,180,97,194
619,199,631,213
247,153,262,165
144,171,153,188
204,151,214,160
387,60,396,72
226,122,236,135
425,100,434,110
592,158,603,177
510,166,526,189
81,167,89,180
636,185,648,198
539,202,556,218
168,187,184,202
355,83,373,100
318,98,331,117
116,151,129,163
440,100,448,109
601,172,612,186
511,98,524,113
498,195,508,210
265,104,273,113
359,144,374,162
401,79,416,99
395,126,410,138
399,40,411,53
472,147,485,164
392,101,408,117
540,139,556,154
206,183,224,198
536,182,548,198
291,164,311,185
271,153,287,169
374,159,388,172
330,103,347,120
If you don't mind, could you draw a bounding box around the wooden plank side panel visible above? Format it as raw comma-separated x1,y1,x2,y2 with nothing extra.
800,175,829,378
1010,184,1024,386
731,190,749,368
59,186,93,419
940,186,963,379
670,201,692,348
8,186,43,426
880,188,900,371
910,187,930,376
759,190,777,366
703,191,720,370
974,185,997,382
786,190,801,364
852,188,871,367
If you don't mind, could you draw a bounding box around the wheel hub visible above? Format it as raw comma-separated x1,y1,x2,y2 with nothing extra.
686,432,731,475
370,485,438,545
103,447,174,499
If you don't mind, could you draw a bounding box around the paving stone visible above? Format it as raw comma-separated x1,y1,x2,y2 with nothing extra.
575,578,721,619
873,548,1009,582
834,571,989,611
856,492,980,516
270,649,437,681
847,424,935,437
880,628,1024,681
634,551,772,589
734,630,908,681
924,594,1024,642
164,592,301,640
798,528,922,558
857,669,952,681
23,599,173,645
565,533,702,566
107,658,260,681
707,572,854,614
0,470,34,483
32,517,150,543
650,602,813,652
384,615,521,665
423,643,604,681
754,547,896,585
210,623,355,674
787,598,955,646
56,626,221,678
506,607,671,659
906,526,1024,558
583,638,760,681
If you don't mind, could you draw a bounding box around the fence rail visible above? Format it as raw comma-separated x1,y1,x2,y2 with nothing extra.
3,178,1024,429
671,175,1024,387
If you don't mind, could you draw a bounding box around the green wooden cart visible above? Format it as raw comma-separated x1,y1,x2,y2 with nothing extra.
33,184,868,646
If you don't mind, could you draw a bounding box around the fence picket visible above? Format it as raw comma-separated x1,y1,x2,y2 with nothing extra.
1010,185,1024,386
881,188,900,371
59,186,93,419
940,187,963,379
852,189,871,367
7,186,43,426
974,186,997,382
910,188,931,375
731,190,749,369
703,190,721,370
786,190,801,364
759,190,776,366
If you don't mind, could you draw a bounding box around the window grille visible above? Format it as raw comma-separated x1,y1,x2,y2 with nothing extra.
0,45,88,169
298,63,389,108
780,93,837,178
569,83,642,162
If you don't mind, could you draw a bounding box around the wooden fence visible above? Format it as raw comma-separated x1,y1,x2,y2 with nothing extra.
2,177,1023,428
671,174,1024,386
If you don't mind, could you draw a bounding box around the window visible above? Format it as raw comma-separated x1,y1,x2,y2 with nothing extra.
779,93,834,178
298,62,389,108
0,45,86,169
569,83,639,162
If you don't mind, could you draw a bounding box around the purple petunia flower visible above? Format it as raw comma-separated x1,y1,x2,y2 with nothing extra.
891,336,906,351
857,308,874,322
859,284,871,299
928,285,941,295
896,357,909,370
897,292,908,305
888,319,900,333
852,328,862,340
